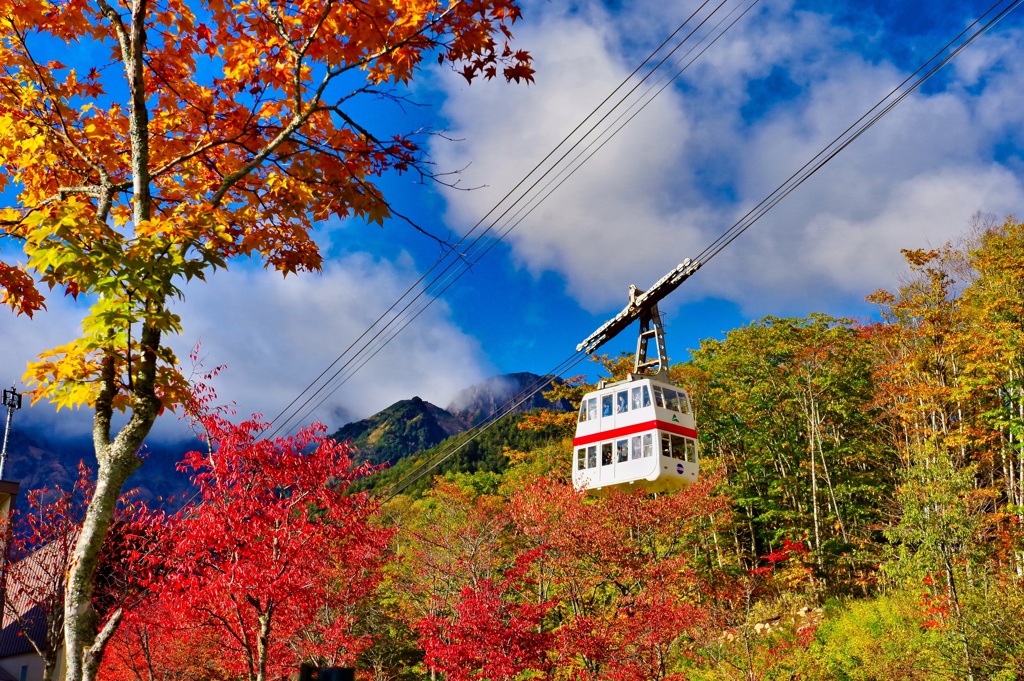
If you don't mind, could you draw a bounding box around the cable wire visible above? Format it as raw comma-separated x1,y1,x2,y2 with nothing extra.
383,350,589,501
374,0,1022,500
265,0,754,439
692,0,1023,266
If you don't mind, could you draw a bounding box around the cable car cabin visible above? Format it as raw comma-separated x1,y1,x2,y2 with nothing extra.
572,376,698,493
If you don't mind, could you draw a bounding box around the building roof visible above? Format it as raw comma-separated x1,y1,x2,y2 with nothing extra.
0,539,70,659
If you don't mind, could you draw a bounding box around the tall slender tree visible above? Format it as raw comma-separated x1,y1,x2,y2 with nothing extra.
868,247,988,679
689,315,892,591
0,1,532,678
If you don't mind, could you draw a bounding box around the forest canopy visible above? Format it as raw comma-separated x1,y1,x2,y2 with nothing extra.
6,215,1002,679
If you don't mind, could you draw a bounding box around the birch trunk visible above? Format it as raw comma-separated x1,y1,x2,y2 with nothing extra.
64,0,156,677
65,416,152,681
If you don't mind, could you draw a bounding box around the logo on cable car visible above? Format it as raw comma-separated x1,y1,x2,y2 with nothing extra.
672,415,679,423
676,463,684,474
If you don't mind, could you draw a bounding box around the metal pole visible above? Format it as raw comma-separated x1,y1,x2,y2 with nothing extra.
0,387,22,481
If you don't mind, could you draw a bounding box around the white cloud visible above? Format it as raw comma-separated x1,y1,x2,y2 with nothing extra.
430,0,1024,319
166,253,492,437
432,1,707,310
0,253,492,441
0,292,96,437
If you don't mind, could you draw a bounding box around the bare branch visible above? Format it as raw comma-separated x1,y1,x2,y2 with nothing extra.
5,20,117,214
209,0,466,207
87,607,125,665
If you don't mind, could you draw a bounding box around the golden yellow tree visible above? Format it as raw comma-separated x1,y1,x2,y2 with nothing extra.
0,1,532,678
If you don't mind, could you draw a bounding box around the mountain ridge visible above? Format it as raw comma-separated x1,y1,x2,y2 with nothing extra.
330,372,569,467
4,371,571,500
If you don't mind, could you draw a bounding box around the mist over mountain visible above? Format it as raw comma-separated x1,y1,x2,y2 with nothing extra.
445,372,571,427
331,372,571,467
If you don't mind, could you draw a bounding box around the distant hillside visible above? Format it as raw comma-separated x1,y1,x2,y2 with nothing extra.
330,396,467,466
446,372,571,427
347,411,566,498
0,427,194,505
2,429,78,493
330,373,571,467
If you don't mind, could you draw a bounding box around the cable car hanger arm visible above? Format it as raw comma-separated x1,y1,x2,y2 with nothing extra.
576,258,701,356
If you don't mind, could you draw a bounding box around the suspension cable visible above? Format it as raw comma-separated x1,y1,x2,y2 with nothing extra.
375,0,1022,499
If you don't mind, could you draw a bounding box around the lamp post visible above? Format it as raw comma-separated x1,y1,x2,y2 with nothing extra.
1,386,22,481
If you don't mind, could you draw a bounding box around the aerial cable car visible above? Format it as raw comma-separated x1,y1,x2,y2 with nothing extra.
572,259,701,493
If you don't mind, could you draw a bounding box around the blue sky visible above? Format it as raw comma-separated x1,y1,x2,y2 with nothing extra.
3,0,1024,442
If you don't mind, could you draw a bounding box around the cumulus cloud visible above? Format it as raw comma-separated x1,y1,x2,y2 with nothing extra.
0,291,96,437
166,253,492,437
431,1,708,310
430,0,1024,319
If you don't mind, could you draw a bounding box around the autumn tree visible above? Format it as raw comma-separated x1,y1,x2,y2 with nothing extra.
508,477,731,680
2,465,165,681
957,217,1024,572
105,411,393,681
688,315,893,592
100,596,231,681
375,473,561,681
387,477,520,634
0,1,532,678
415,549,553,681
864,226,1024,677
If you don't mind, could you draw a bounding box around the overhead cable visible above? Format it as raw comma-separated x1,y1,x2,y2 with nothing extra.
376,0,1022,499
265,0,753,439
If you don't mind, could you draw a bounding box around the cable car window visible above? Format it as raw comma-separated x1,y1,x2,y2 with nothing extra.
685,438,696,464
642,385,651,407
653,385,664,408
680,393,692,414
601,442,613,466
587,398,597,421
602,395,613,417
631,435,642,459
661,433,671,458
664,389,681,412
631,386,642,410
616,439,628,462
616,391,628,413
578,403,588,423
587,445,597,468
576,448,586,470
672,434,686,460
643,433,653,457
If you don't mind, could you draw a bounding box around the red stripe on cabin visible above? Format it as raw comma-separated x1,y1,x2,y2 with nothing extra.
572,420,698,447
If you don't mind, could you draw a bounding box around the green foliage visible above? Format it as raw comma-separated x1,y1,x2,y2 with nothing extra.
331,396,465,467
808,590,947,680
688,314,896,594
955,573,1024,679
883,453,986,582
809,580,1024,681
348,411,565,497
